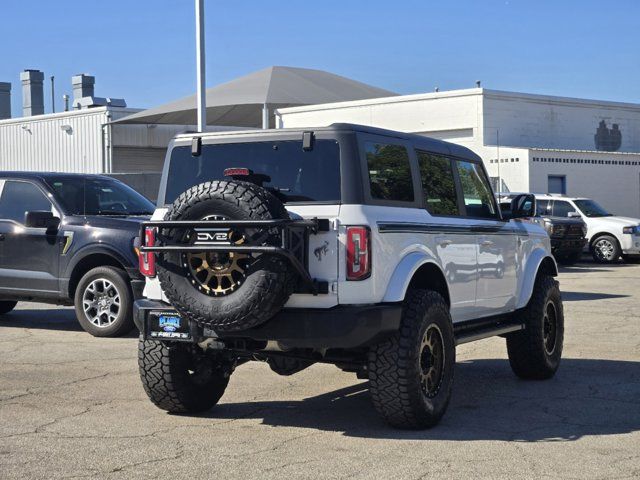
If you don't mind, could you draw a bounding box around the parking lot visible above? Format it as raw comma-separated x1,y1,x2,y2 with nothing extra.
0,260,638,479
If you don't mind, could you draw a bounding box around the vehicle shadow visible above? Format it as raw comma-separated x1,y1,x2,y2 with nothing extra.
0,308,83,332
0,308,140,337
558,257,639,274
205,358,640,442
561,291,630,301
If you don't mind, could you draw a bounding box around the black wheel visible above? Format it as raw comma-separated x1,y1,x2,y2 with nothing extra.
591,235,621,263
507,275,564,379
138,338,232,413
0,301,17,315
556,252,581,265
157,180,296,333
74,266,135,337
368,290,455,429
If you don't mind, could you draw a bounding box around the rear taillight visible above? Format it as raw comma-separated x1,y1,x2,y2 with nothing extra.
139,227,156,277
346,226,371,281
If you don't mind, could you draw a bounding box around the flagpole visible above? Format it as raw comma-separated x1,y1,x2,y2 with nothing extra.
195,0,206,132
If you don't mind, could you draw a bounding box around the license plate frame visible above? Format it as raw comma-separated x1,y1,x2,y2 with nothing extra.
145,310,192,342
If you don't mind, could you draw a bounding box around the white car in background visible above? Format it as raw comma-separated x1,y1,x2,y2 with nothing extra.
534,194,640,263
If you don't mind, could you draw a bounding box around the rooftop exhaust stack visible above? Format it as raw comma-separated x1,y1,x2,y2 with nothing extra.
21,69,45,117
72,74,95,107
0,82,11,119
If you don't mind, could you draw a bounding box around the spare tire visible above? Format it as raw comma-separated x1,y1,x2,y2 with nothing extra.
157,180,296,332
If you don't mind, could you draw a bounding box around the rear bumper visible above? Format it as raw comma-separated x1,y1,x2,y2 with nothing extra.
134,299,402,350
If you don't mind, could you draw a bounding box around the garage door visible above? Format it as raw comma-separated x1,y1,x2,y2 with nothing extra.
112,147,167,173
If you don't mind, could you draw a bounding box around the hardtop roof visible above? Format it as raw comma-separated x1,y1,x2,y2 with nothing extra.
173,123,481,161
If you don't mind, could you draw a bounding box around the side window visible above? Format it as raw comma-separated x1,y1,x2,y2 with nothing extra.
417,151,460,216
0,181,52,224
537,199,551,216
454,160,498,219
365,142,414,202
552,200,577,217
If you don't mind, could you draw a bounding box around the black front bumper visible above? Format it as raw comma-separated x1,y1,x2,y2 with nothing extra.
551,237,586,255
134,299,402,350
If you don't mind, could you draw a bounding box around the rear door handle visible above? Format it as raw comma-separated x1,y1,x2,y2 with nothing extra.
480,239,494,247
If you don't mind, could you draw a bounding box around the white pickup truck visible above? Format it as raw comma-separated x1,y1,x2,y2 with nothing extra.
134,124,564,429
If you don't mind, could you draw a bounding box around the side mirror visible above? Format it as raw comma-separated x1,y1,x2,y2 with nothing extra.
25,211,61,232
510,194,536,219
499,202,513,220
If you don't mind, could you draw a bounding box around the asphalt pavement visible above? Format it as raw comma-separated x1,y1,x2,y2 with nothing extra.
1,259,639,479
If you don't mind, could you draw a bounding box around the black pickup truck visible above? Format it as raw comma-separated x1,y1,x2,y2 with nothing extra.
0,172,154,336
499,193,587,265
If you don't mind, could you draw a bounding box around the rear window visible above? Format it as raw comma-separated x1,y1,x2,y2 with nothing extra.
164,140,341,204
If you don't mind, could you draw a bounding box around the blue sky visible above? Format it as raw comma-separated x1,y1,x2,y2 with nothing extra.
1,0,639,116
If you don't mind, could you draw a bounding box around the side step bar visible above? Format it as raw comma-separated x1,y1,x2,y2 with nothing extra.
454,317,524,346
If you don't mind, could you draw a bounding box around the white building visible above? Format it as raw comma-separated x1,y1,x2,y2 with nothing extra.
0,106,193,199
276,88,640,217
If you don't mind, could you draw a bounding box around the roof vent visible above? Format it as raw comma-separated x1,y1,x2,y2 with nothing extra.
0,82,11,119
21,69,45,117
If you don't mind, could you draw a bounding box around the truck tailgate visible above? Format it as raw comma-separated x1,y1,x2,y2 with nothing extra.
285,204,340,308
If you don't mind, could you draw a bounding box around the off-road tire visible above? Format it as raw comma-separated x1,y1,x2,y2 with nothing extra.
0,301,17,315
74,266,135,337
368,290,455,429
591,234,621,263
138,338,231,413
157,181,296,332
507,275,563,379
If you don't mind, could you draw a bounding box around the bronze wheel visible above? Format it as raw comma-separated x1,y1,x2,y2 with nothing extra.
182,215,252,297
419,324,445,398
543,300,558,355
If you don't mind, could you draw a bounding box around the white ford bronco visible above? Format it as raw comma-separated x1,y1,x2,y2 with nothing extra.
135,124,564,429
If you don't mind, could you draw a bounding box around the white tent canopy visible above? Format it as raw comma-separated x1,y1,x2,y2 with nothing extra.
114,66,397,128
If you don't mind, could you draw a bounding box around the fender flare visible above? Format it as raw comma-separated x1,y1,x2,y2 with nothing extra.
382,251,446,303
516,248,558,309
64,244,133,281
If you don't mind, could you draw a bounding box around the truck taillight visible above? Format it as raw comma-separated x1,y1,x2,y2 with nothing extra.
346,226,371,281
139,227,156,277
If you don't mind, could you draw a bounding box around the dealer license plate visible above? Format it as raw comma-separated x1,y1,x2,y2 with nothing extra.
147,310,191,341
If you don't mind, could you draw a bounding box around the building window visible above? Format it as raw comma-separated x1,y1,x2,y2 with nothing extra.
548,175,566,195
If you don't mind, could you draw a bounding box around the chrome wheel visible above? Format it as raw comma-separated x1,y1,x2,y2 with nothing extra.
419,324,445,398
82,278,121,328
594,238,616,262
543,300,558,355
